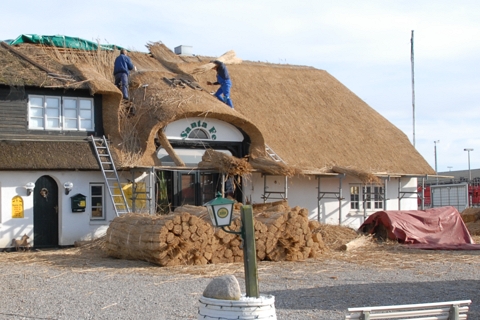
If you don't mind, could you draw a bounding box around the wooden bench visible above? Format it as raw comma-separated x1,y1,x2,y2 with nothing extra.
345,300,471,320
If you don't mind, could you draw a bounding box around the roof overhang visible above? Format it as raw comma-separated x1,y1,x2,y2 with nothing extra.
383,173,455,179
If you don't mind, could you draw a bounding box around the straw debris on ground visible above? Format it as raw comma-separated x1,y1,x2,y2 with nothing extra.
1,232,478,278
1,204,479,275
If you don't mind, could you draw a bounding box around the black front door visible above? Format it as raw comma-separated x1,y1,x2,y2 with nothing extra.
33,175,59,247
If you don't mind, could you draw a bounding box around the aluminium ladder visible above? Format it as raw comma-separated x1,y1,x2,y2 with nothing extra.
265,144,285,163
90,135,130,216
262,144,288,203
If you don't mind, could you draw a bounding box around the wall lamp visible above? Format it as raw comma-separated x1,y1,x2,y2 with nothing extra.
24,182,35,196
64,182,73,195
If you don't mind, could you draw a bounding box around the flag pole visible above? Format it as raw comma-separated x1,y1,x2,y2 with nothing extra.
411,30,416,147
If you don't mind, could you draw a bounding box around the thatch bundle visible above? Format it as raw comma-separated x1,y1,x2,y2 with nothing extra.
191,50,242,74
461,207,480,236
332,166,381,184
104,201,326,266
308,220,358,251
461,207,480,223
250,157,301,177
105,210,217,266
252,206,322,261
466,221,480,236
198,149,253,176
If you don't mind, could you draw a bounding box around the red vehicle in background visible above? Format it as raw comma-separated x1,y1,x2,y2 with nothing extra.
418,184,480,208
469,184,480,206
417,185,431,207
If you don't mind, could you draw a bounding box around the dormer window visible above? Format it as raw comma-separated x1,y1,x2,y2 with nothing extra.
28,95,94,131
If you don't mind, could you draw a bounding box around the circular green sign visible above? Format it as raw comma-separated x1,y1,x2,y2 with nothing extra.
217,207,229,219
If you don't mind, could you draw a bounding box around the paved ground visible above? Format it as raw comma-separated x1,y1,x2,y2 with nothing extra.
0,239,478,319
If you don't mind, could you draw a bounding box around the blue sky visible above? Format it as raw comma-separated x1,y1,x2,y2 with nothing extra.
2,0,480,172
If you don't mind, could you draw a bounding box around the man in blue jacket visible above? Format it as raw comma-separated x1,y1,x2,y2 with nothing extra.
207,60,234,109
113,49,136,100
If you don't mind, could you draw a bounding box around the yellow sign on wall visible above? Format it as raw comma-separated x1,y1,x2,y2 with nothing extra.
12,196,24,218
113,183,147,210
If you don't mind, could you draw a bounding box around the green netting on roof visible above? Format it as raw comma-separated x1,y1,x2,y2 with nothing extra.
7,34,126,51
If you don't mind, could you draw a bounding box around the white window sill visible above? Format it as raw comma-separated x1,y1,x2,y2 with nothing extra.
347,211,382,217
89,220,108,225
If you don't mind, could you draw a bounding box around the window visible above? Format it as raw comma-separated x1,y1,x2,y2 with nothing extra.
90,184,105,220
350,184,384,210
157,148,232,167
28,95,94,131
373,186,383,209
200,173,216,205
188,128,209,139
350,186,360,209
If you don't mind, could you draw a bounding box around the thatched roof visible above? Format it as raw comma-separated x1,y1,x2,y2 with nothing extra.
123,69,266,167
0,43,66,88
0,140,99,170
191,62,434,176
0,40,434,177
125,43,433,176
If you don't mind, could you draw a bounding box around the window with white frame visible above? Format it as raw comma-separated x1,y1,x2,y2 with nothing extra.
350,184,384,210
28,95,94,131
350,185,360,209
90,183,105,220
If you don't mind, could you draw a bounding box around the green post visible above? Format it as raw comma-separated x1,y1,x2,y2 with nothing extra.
241,205,259,298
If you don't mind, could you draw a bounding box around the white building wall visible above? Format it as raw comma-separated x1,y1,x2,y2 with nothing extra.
243,173,419,230
1,168,420,248
0,171,118,248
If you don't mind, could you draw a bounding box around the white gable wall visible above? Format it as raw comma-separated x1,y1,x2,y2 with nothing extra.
243,173,419,229
0,171,116,248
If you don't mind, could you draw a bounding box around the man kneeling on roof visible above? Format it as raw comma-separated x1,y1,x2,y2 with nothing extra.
113,49,136,100
207,60,234,109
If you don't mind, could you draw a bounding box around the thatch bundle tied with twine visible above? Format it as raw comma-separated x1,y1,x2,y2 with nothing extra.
191,50,242,74
198,149,252,176
197,149,301,177
105,209,217,266
332,166,382,184
461,207,480,236
104,201,328,266
250,157,301,177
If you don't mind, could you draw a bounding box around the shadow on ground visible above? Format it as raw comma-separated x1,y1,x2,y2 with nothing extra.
266,280,479,318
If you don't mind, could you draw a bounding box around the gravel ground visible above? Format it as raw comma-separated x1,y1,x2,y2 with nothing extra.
0,242,478,320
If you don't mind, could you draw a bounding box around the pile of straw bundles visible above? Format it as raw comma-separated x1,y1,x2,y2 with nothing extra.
105,209,216,266
104,201,325,266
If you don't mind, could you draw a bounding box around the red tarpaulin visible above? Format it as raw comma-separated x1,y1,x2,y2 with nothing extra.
358,206,480,250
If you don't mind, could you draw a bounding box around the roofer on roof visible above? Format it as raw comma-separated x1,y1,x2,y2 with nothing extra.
113,49,136,100
207,60,234,109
